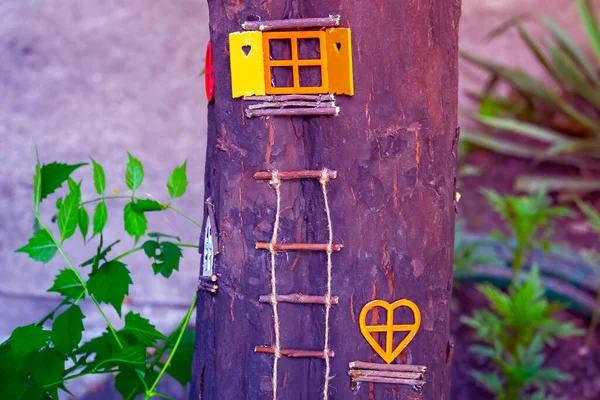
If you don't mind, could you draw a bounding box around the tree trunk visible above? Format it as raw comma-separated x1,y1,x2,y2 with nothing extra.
191,1,460,399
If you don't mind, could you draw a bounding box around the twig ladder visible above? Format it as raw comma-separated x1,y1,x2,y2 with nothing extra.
254,169,339,400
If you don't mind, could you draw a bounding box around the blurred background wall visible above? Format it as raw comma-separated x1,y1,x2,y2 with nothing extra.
0,0,594,397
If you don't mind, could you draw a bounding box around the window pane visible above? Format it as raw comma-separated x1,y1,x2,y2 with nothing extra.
270,66,294,88
299,66,322,88
268,39,292,60
297,38,321,60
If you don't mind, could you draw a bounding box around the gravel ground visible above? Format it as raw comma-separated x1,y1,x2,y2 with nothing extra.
0,0,594,398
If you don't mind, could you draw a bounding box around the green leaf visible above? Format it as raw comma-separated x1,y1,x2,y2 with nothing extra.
90,158,106,195
167,161,188,200
515,176,600,195
0,344,34,377
34,152,42,213
67,178,82,199
92,201,108,236
575,198,600,236
543,17,599,85
0,378,29,400
125,153,144,192
122,312,166,345
548,43,600,109
514,22,562,87
57,185,81,242
8,324,50,355
471,370,503,394
476,115,567,144
577,0,600,63
51,305,85,355
93,344,146,370
39,162,86,202
81,239,120,269
78,207,89,242
141,240,160,258
166,329,195,386
30,348,64,388
48,269,84,300
147,232,181,241
142,240,183,278
155,242,183,278
115,368,156,400
460,52,599,131
16,230,57,263
124,203,147,241
87,261,132,316
76,331,120,368
131,199,164,212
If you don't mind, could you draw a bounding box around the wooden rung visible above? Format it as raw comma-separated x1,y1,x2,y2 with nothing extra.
256,242,343,252
255,346,334,359
348,369,423,380
349,361,427,373
247,101,336,110
259,294,339,305
198,275,217,282
242,16,340,31
245,107,339,118
244,94,335,102
253,170,338,181
350,376,425,386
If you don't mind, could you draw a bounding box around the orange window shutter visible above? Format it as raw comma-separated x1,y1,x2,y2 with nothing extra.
229,31,266,98
326,28,354,96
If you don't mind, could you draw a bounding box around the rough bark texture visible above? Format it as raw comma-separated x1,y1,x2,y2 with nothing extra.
191,1,460,399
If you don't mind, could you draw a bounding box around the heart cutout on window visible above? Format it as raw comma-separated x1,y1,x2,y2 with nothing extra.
242,45,251,56
335,42,342,52
359,299,421,364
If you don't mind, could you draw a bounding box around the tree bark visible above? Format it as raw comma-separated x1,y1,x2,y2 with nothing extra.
191,1,461,399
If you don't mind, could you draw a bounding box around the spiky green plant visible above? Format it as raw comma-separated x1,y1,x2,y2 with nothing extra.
461,0,600,194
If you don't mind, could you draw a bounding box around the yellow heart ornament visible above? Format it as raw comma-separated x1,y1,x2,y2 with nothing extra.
359,299,421,364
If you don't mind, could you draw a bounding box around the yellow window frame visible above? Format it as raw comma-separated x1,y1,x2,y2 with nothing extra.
263,31,329,95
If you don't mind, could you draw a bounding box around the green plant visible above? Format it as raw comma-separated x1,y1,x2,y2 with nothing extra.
462,190,581,399
454,220,499,273
462,268,583,400
482,190,571,286
460,0,600,193
574,198,600,349
0,153,201,400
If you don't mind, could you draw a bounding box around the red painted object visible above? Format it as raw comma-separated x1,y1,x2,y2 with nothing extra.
205,40,215,102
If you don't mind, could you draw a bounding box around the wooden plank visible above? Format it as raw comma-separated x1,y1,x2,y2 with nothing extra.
351,376,426,386
348,369,424,380
245,107,339,118
349,360,427,373
242,16,340,31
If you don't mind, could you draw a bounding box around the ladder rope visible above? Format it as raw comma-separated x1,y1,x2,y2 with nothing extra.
320,168,334,400
269,170,282,400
